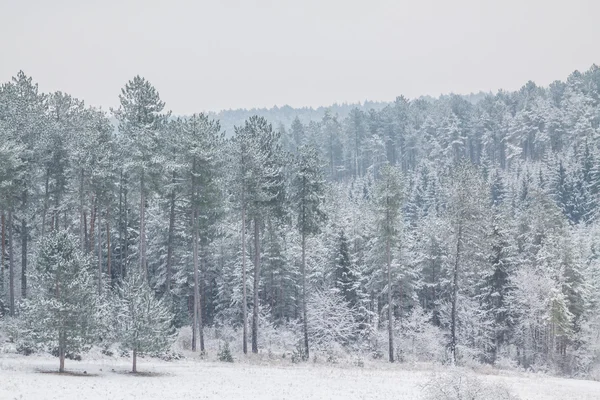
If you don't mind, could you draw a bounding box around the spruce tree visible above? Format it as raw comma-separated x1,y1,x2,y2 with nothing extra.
20,231,100,373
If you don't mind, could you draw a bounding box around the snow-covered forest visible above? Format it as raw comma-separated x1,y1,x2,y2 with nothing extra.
1,65,600,379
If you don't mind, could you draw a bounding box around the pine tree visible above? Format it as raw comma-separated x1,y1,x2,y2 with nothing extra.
292,145,327,357
1,71,48,300
180,113,223,352
444,162,489,364
0,135,23,316
228,116,284,353
374,164,403,362
113,76,168,281
116,268,175,373
20,231,100,373
334,229,358,307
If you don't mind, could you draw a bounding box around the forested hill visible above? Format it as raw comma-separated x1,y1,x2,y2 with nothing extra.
204,91,490,135
207,100,391,136
0,65,600,376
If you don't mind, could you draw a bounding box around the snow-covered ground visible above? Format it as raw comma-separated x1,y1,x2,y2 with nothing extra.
0,353,599,400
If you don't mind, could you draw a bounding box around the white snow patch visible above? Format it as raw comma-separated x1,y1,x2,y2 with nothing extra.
0,354,598,399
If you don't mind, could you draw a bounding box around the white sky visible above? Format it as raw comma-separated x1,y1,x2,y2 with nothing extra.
2,0,599,114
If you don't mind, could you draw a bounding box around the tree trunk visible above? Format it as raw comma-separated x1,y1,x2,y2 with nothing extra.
97,206,103,294
132,348,137,373
192,211,201,352
252,218,260,354
1,212,4,301
387,239,394,362
166,173,176,293
42,168,50,237
118,170,125,279
301,231,309,358
241,205,248,354
8,211,14,316
450,224,462,365
58,327,66,373
124,183,129,277
59,338,65,373
79,169,85,251
199,245,205,352
139,173,147,280
89,198,95,254
21,190,27,299
106,217,111,286
83,211,88,253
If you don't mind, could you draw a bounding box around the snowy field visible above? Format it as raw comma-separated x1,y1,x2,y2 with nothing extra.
1,354,599,400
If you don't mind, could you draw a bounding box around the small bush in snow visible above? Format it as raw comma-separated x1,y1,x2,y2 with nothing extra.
291,339,308,363
423,368,520,400
218,342,234,362
397,306,446,363
307,290,358,349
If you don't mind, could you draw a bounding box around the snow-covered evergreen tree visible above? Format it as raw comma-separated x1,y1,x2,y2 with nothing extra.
116,268,175,373
20,231,101,372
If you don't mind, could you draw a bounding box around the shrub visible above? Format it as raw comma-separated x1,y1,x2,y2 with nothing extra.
291,340,308,363
422,368,520,400
218,342,234,363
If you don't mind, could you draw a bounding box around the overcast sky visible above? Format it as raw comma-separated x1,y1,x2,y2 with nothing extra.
2,0,599,114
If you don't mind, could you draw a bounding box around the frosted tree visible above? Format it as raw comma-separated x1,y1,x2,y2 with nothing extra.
373,164,403,362
307,290,357,349
0,136,23,316
113,76,168,281
292,145,327,357
20,231,100,373
116,268,175,373
230,116,284,354
180,113,223,352
1,71,48,299
444,163,489,364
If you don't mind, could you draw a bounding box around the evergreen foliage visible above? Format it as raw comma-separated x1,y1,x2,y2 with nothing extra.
0,66,600,375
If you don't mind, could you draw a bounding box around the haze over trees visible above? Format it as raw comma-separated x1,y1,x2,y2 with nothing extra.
1,66,600,376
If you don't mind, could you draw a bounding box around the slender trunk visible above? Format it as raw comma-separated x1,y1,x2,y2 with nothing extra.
97,206,103,294
199,245,205,352
450,224,462,365
241,205,248,354
89,198,96,254
252,218,260,354
84,211,88,253
301,231,309,358
8,211,14,316
166,173,176,292
192,210,200,352
1,212,4,302
330,133,334,179
59,333,65,373
21,190,27,299
190,160,198,352
387,238,394,362
80,169,85,251
124,184,129,277
106,215,111,286
54,186,60,231
139,173,147,280
42,168,50,237
432,254,439,325
132,348,137,373
118,171,124,279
